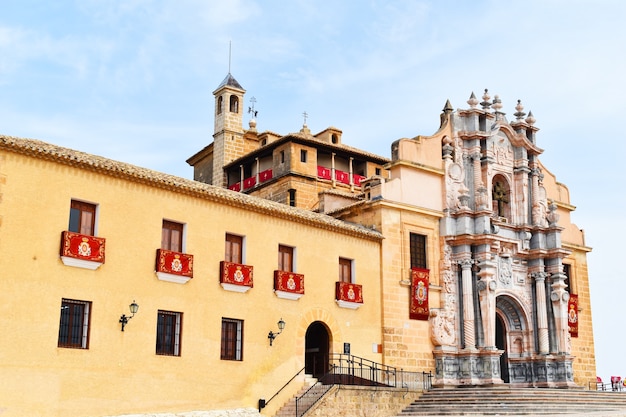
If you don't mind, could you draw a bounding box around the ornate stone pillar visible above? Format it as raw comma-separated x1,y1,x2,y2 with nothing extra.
459,258,476,350
471,152,488,210
550,270,570,354
532,271,550,354
477,258,497,349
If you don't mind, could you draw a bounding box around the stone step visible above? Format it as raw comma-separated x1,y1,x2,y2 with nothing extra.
396,388,626,416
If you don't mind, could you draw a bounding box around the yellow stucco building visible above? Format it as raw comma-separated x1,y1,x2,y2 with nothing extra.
0,75,595,417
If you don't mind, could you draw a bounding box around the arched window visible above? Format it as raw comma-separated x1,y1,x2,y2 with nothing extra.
217,96,223,114
492,175,511,220
229,95,239,113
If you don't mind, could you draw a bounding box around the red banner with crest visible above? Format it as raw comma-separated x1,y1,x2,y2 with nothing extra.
156,249,193,278
568,293,578,337
410,267,429,320
220,261,254,287
335,282,363,303
60,231,106,263
274,271,305,294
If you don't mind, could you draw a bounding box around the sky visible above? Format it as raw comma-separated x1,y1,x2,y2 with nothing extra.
1,0,624,382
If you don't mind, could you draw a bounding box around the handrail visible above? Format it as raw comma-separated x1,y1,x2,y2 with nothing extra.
258,366,306,412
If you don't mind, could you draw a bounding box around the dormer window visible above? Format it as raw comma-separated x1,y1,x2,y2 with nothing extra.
229,95,239,113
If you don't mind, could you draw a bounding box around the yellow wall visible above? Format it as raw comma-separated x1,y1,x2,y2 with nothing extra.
0,146,382,417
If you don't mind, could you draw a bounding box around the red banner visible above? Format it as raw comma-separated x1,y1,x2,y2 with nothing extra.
274,271,305,294
60,231,106,263
568,293,578,338
335,282,363,303
259,169,273,182
317,166,331,180
156,249,193,278
220,261,254,288
410,268,429,320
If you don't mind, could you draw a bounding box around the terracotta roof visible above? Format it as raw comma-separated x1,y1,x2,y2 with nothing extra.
0,134,383,241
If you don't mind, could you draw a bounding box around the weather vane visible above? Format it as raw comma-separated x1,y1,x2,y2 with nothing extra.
302,111,308,126
248,97,258,118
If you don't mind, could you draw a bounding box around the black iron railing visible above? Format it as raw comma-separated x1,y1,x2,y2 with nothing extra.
294,354,432,417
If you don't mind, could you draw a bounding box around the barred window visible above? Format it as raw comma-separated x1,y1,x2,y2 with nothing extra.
156,310,182,356
221,318,243,361
409,233,427,269
58,299,91,349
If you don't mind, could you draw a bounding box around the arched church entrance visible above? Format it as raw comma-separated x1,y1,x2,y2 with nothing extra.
496,295,528,385
305,321,330,378
496,313,510,383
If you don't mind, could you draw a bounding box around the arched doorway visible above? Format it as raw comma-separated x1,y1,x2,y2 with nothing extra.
496,313,509,383
305,321,330,378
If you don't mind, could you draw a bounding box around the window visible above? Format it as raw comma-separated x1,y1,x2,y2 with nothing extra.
225,233,243,263
58,299,91,349
217,96,223,114
229,95,239,113
221,318,243,361
492,175,510,219
410,233,427,269
288,189,296,207
278,245,294,272
162,220,184,252
375,168,381,176
339,257,353,283
300,149,307,163
563,264,571,292
156,310,182,356
69,200,96,235
280,150,285,164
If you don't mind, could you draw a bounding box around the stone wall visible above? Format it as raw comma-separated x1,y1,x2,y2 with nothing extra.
306,386,421,417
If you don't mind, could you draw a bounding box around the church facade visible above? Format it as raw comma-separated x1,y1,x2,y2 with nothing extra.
0,73,595,417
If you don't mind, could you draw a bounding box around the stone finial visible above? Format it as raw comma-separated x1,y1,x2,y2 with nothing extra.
492,95,503,112
480,89,492,110
525,110,536,125
514,99,526,121
442,99,454,113
467,92,479,109
248,118,257,131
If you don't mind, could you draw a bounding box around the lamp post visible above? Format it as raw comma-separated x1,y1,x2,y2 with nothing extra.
268,318,286,346
119,300,139,331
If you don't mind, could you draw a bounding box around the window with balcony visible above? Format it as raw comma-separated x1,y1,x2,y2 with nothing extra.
58,299,91,349
225,233,243,263
69,200,96,235
278,244,293,272
339,257,353,283
275,245,304,300
156,220,192,284
61,200,105,269
156,310,182,356
221,318,243,361
162,220,184,252
221,234,253,292
336,257,362,309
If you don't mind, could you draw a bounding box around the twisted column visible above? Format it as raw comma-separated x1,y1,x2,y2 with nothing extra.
460,258,475,350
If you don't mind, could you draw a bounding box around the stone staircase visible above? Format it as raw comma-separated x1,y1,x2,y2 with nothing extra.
273,376,330,417
396,387,626,416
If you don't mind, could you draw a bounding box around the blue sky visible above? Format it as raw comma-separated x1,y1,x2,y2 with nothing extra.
1,0,624,382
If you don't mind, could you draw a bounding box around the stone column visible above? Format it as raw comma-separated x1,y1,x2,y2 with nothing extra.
477,258,497,348
460,258,476,350
533,271,550,354
471,152,488,210
550,270,570,354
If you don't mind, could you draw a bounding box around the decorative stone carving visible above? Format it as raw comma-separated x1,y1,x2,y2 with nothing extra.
431,309,456,346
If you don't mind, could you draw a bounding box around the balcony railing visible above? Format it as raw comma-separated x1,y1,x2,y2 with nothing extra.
60,231,106,270
228,169,273,192
274,270,305,300
335,282,363,309
155,248,194,284
220,261,254,293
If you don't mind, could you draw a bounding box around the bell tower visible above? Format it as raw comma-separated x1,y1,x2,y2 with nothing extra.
212,73,245,187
